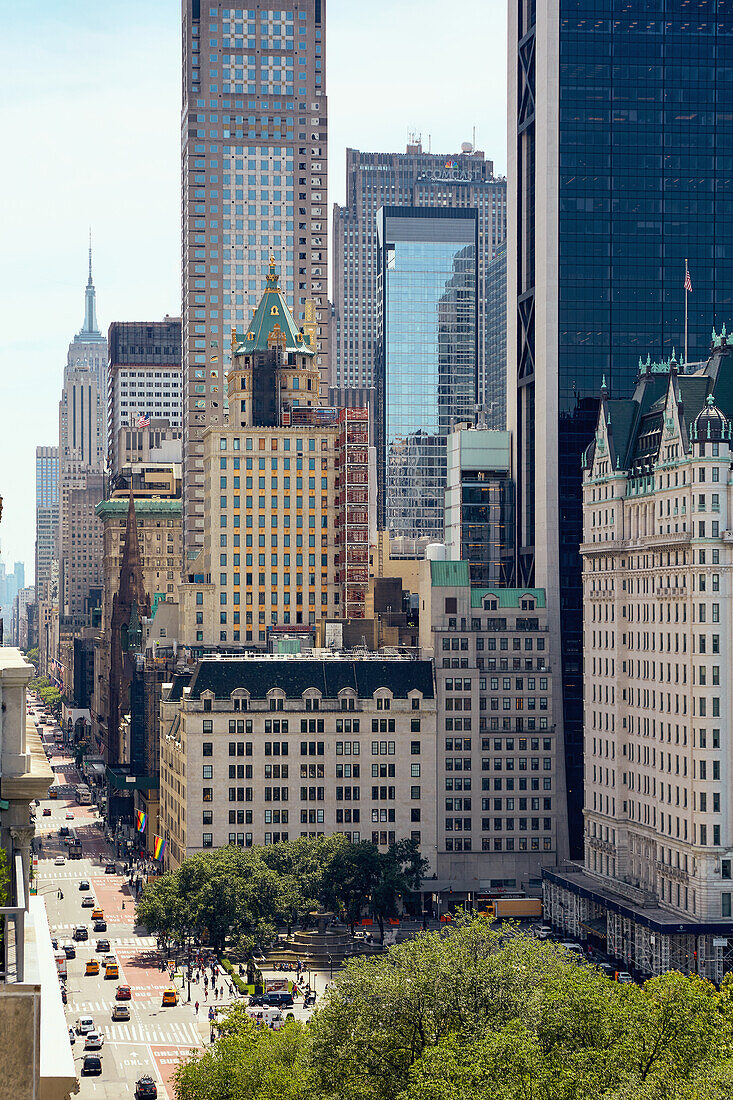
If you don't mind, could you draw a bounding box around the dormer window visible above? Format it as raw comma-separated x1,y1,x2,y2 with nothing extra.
201,690,215,712
484,597,498,611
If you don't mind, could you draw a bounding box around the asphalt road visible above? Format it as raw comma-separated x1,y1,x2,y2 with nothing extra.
33,724,326,1100
35,733,209,1100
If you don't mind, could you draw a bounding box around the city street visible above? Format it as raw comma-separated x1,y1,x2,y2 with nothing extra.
36,734,206,1099
34,727,326,1099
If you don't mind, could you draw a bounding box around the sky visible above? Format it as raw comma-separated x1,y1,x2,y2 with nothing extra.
0,0,507,582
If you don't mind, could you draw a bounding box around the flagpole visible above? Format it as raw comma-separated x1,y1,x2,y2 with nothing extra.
684,258,689,365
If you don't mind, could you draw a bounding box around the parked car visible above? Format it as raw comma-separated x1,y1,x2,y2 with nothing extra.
111,1003,130,1021
135,1076,158,1099
559,941,584,957
62,943,76,959
81,1055,102,1077
598,962,615,979
535,925,553,940
76,1016,95,1035
616,971,635,984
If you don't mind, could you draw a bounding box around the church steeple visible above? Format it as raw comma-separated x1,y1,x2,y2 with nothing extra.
80,229,101,337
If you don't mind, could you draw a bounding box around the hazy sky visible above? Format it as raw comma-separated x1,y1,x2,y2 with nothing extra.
1,0,507,580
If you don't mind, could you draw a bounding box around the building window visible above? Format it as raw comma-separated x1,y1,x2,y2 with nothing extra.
202,833,213,847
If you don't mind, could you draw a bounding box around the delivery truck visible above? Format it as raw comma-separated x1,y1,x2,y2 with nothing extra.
484,897,543,920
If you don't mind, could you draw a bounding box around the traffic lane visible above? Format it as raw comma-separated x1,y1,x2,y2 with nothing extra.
116,947,172,999
90,877,137,926
151,1045,198,1098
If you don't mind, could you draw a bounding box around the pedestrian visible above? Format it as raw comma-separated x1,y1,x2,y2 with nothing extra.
210,1029,215,1044
194,1001,199,1015
57,888,62,900
204,988,208,1001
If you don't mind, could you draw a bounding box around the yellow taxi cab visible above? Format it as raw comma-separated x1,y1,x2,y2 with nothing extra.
91,908,104,921
85,959,100,975
104,962,119,980
161,987,178,1006
49,788,58,799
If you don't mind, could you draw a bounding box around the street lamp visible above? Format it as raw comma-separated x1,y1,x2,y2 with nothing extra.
327,953,333,981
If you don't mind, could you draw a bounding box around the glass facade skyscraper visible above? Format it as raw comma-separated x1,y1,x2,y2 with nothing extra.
333,143,506,419
377,207,478,543
508,0,733,858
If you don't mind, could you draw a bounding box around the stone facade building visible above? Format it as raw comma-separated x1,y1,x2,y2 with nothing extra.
180,264,369,649
547,334,733,983
158,655,436,871
419,559,564,897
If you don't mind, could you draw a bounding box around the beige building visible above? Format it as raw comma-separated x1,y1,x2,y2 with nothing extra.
419,560,562,898
547,337,733,983
180,263,369,650
159,655,436,870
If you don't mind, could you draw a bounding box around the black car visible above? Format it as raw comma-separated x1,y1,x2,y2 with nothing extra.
95,938,111,952
60,986,67,1005
82,1055,102,1077
63,943,76,959
264,991,294,1008
79,880,91,891
105,863,116,874
135,1076,158,1099
59,826,70,838
73,926,88,941
93,920,107,932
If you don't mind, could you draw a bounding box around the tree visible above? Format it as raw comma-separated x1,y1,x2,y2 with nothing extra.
174,1005,312,1100
370,839,428,942
170,917,733,1100
320,839,381,932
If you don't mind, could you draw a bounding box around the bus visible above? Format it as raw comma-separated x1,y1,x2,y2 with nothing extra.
75,784,92,805
55,953,67,980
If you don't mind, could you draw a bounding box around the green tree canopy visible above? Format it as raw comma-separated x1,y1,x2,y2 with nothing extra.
171,917,733,1100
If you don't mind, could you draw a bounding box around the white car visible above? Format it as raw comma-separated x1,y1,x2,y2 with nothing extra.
535,925,553,940
616,971,634,984
76,1017,95,1035
84,1032,104,1050
54,856,65,866
65,812,74,820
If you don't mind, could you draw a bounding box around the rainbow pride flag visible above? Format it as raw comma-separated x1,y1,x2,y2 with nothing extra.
135,810,147,833
153,835,167,860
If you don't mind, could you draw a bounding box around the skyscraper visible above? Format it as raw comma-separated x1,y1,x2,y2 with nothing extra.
181,0,328,560
508,1,733,855
35,446,59,604
58,249,106,630
332,142,506,417
376,207,478,545
107,318,183,476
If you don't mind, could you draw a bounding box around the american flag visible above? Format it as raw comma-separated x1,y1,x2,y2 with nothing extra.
137,412,151,428
684,263,692,293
